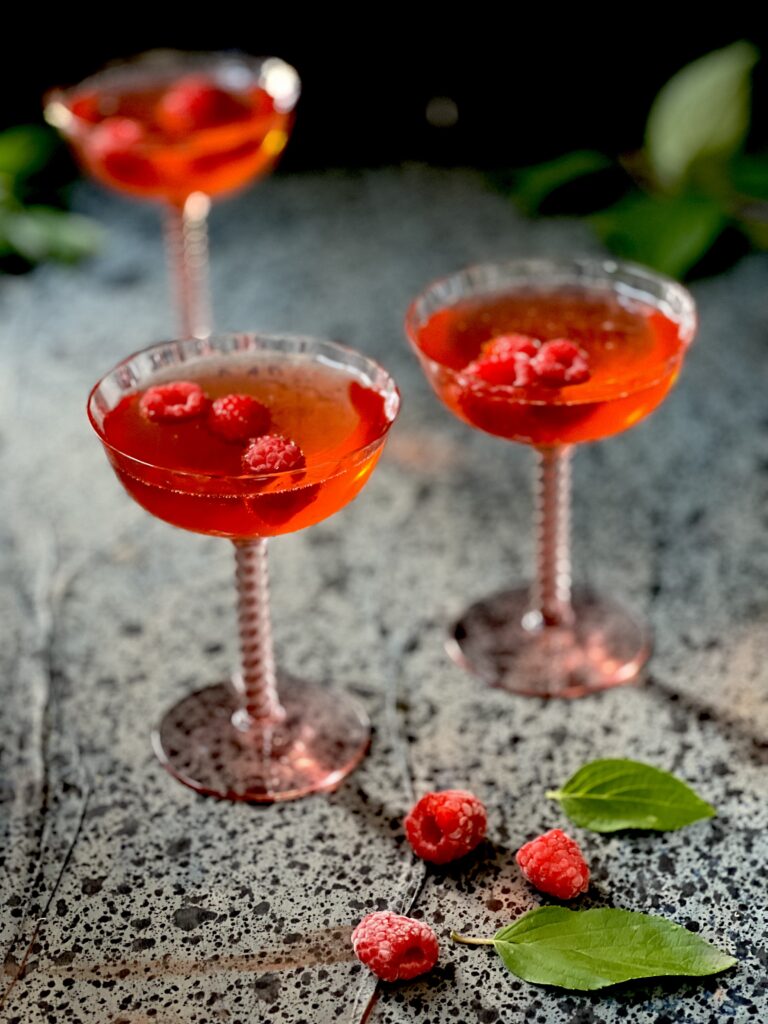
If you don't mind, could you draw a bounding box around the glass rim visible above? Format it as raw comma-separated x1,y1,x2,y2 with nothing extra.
87,332,401,483
44,51,301,131
404,255,698,404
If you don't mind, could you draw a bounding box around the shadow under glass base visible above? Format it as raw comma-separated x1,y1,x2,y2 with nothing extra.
447,587,651,698
153,677,370,802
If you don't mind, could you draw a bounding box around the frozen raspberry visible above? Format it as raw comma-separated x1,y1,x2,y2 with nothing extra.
208,394,271,442
464,334,539,386
156,76,250,133
516,828,590,899
404,790,487,864
242,434,305,474
351,911,439,982
139,380,207,422
529,339,590,386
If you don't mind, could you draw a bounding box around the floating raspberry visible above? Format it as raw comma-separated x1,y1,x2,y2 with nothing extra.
242,434,305,474
90,117,146,154
208,394,271,442
404,789,487,864
351,911,439,982
529,339,591,386
516,828,590,899
88,117,159,187
156,76,250,134
464,334,539,386
139,380,207,422
70,92,104,124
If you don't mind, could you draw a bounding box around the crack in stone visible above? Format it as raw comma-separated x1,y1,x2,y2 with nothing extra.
1,534,94,1008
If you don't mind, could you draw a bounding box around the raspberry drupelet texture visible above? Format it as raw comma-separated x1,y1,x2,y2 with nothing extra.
404,790,487,864
465,333,539,386
530,339,591,386
208,393,271,442
351,912,439,982
242,434,305,474
516,828,590,899
139,380,207,422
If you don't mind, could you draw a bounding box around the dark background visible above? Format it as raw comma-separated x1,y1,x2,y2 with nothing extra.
5,20,768,170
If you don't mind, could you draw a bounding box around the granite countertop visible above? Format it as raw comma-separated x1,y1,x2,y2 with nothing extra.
1,167,766,1023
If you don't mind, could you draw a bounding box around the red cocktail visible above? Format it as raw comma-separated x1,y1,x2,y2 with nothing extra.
89,334,400,801
415,287,686,446
99,355,390,538
406,258,696,697
46,53,300,338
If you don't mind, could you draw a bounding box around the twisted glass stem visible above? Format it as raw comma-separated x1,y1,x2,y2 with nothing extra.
528,446,574,628
164,192,212,340
232,539,285,728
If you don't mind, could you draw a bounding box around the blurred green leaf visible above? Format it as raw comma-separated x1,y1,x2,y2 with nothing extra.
510,151,612,214
730,152,768,201
591,193,727,277
0,206,103,264
646,41,758,191
0,125,59,180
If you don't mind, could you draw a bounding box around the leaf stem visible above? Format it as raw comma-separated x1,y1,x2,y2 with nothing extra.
545,789,562,800
450,930,495,947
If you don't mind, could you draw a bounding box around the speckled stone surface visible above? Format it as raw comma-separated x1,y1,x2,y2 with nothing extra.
1,167,766,1023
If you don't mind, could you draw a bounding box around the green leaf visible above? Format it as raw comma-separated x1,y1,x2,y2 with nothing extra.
547,758,716,832
730,153,768,202
591,192,727,278
0,125,59,180
492,907,736,990
646,41,759,190
0,206,103,264
510,151,612,214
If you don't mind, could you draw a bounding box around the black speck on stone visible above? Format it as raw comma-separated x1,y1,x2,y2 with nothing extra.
81,877,106,896
166,836,192,858
173,906,217,931
658,853,675,874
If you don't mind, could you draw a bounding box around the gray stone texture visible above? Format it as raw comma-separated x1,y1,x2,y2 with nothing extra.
0,167,766,1023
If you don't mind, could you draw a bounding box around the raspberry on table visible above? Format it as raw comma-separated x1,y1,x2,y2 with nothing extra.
404,790,487,864
208,393,271,442
464,334,539,386
529,339,591,386
242,434,305,474
351,911,439,982
515,828,590,899
139,380,207,422
156,76,250,133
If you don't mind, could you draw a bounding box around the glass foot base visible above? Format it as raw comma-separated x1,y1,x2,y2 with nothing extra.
153,677,370,802
447,587,651,698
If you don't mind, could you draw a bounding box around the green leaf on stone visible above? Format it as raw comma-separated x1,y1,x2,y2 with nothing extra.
591,192,727,278
546,758,716,832
490,907,736,990
646,41,759,191
0,206,103,264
